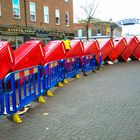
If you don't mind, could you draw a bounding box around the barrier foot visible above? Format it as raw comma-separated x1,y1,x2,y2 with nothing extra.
75,74,80,79
58,82,64,87
83,72,88,76
63,79,69,84
92,69,97,73
13,113,22,123
38,96,46,103
47,90,54,97
100,65,104,68
98,67,102,71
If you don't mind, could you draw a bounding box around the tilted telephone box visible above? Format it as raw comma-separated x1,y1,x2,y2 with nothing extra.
0,41,14,79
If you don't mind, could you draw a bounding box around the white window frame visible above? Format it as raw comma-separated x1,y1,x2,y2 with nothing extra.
44,6,49,23
78,29,82,37
12,0,20,19
55,9,60,25
0,3,1,16
29,2,36,21
65,12,69,26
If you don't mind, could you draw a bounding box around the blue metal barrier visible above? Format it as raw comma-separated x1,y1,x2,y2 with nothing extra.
4,66,44,115
61,57,79,79
98,53,102,66
0,80,4,115
44,60,62,90
81,55,96,72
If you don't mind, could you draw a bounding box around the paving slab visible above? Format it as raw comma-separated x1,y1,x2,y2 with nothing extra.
0,61,140,140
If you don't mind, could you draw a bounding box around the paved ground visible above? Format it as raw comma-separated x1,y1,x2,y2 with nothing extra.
0,61,140,140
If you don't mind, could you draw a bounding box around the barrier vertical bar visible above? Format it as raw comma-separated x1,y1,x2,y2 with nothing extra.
98,53,103,70
0,79,4,116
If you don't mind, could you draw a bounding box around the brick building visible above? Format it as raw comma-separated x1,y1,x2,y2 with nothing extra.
74,19,122,41
0,0,74,48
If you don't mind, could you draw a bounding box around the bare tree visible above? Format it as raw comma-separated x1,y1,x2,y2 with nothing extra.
79,0,100,40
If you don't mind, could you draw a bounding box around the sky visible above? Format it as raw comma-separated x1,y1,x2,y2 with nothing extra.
73,0,140,36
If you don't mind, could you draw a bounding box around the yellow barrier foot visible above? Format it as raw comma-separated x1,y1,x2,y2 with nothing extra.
13,113,22,123
63,79,69,84
100,65,104,68
58,82,64,87
92,69,97,73
47,90,54,97
76,74,80,79
38,96,46,103
99,67,102,71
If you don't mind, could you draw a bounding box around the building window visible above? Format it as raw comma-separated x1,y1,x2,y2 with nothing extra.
97,28,101,36
88,29,92,37
29,2,36,21
78,29,82,37
55,9,60,25
0,36,23,49
65,12,69,26
44,6,49,23
106,27,110,35
65,0,69,2
12,0,20,19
